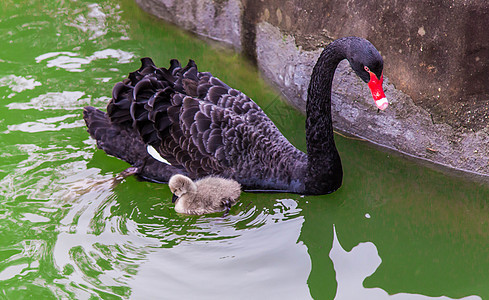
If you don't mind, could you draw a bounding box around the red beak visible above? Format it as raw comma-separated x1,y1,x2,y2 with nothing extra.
367,71,388,110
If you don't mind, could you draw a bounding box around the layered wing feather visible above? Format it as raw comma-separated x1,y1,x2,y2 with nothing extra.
102,58,306,190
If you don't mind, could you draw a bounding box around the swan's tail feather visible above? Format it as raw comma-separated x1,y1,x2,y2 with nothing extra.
83,106,186,183
83,106,146,165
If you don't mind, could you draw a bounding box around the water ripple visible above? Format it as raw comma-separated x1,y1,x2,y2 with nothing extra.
0,75,41,94
35,49,134,73
127,196,312,299
7,91,109,111
66,3,108,40
6,114,85,133
39,169,312,299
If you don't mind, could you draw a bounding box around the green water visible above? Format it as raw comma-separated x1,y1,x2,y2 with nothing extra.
1,0,488,299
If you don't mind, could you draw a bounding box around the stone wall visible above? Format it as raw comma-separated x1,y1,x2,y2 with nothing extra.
134,0,489,177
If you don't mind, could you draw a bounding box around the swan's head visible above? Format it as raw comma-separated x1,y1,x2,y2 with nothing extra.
168,174,197,203
347,38,388,111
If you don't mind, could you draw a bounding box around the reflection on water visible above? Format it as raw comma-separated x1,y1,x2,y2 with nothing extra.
0,0,488,299
6,114,84,133
67,3,110,40
0,75,41,94
35,49,134,73
7,91,109,111
330,226,481,300
129,199,311,299
51,172,311,298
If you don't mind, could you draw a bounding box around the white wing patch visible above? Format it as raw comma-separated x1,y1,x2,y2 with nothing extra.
147,145,171,165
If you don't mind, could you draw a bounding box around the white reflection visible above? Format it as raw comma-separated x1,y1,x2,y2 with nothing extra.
61,2,129,41
6,114,84,133
35,49,134,72
20,213,50,223
0,240,45,281
41,54,90,73
0,75,41,94
90,49,133,63
0,264,29,281
330,226,481,300
7,91,84,110
7,91,109,111
67,3,107,40
35,51,78,63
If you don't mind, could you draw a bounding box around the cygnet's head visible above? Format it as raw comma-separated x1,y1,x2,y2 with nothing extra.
168,174,197,203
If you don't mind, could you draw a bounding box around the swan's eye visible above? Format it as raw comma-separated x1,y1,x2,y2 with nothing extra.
364,66,370,72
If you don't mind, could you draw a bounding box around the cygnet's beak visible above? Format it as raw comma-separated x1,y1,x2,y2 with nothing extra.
172,194,178,203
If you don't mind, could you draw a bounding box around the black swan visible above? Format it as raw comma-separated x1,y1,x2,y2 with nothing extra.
168,174,241,215
83,37,387,195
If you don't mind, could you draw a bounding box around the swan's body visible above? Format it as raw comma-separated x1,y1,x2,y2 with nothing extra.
168,174,241,215
83,37,386,195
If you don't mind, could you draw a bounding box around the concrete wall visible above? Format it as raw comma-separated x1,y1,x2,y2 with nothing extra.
134,0,489,177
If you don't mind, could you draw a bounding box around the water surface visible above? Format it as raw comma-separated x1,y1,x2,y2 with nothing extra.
1,0,488,299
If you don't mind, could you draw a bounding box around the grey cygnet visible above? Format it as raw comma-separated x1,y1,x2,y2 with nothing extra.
168,174,241,215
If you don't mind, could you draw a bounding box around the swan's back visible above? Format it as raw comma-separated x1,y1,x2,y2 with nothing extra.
87,58,306,191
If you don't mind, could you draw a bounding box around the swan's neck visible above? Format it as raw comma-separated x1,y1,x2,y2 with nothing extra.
305,42,346,194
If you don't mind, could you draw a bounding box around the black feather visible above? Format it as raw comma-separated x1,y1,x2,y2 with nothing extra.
208,86,229,104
